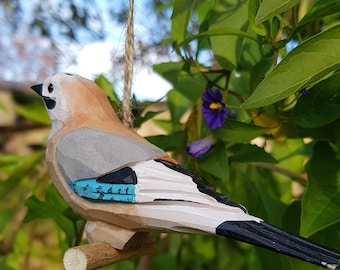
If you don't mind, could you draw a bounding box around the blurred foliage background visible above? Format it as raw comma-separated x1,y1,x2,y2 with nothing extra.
1,0,340,269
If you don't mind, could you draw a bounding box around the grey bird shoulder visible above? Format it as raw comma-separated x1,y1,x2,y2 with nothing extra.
56,127,166,181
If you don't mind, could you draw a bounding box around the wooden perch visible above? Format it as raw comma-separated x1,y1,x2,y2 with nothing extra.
63,232,156,270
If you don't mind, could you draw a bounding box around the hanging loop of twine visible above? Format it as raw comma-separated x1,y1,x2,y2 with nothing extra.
122,0,134,128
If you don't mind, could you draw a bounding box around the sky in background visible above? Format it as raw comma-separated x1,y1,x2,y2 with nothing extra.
63,39,173,101
0,0,174,101
61,0,174,101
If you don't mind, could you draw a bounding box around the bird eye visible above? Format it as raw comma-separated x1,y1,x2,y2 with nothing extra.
48,83,54,93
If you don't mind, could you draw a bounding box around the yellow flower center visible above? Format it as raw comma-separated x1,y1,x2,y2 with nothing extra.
209,102,222,110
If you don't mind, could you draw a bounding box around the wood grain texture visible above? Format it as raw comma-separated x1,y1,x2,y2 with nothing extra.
63,234,156,270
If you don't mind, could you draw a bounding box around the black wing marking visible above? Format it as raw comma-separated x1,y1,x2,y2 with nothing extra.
154,159,247,213
97,167,138,185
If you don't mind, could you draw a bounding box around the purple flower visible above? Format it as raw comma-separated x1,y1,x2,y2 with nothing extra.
202,89,227,129
300,88,309,96
186,136,216,158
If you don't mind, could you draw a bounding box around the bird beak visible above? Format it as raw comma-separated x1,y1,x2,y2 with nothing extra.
31,84,43,96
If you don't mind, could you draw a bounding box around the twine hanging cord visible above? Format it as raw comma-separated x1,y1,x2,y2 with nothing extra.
122,0,134,129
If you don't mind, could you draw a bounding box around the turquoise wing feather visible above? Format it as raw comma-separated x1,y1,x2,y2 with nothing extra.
68,179,136,203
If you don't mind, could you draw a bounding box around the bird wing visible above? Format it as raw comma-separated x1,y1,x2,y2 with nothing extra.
57,128,243,210
68,158,247,213
56,127,166,181
58,127,261,232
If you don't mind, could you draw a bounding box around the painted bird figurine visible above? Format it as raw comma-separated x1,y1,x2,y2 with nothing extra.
31,73,340,269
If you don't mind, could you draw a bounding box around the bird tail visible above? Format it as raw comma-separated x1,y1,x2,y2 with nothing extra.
216,220,340,269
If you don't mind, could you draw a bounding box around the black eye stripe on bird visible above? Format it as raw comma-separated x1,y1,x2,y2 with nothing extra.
32,73,340,269
30,83,56,110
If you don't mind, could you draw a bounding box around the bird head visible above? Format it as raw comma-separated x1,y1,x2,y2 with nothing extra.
31,73,120,134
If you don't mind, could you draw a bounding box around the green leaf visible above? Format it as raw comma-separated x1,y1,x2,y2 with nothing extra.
196,1,212,25
167,89,192,126
151,253,177,270
333,119,340,150
207,0,249,70
15,101,50,125
152,119,174,134
171,0,195,45
24,195,53,222
178,27,257,48
95,75,120,111
282,200,301,235
95,75,118,101
198,141,228,182
238,30,266,69
301,141,340,237
0,151,45,198
0,154,20,176
24,184,83,247
55,213,83,247
256,248,291,270
249,57,273,91
292,0,340,37
45,182,71,211
255,0,298,24
0,154,21,165
153,61,184,86
134,110,164,128
0,260,14,270
146,131,184,153
290,259,322,270
175,74,206,101
248,0,267,36
241,25,340,109
253,175,287,226
291,73,340,128
194,235,215,260
24,184,68,222
229,143,277,163
153,61,206,101
213,119,266,143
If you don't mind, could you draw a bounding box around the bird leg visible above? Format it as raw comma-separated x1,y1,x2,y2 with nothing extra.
85,220,140,250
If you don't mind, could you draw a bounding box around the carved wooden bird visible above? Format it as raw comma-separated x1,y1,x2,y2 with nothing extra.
31,73,340,269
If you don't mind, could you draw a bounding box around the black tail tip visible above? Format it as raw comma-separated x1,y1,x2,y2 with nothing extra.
216,220,340,269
